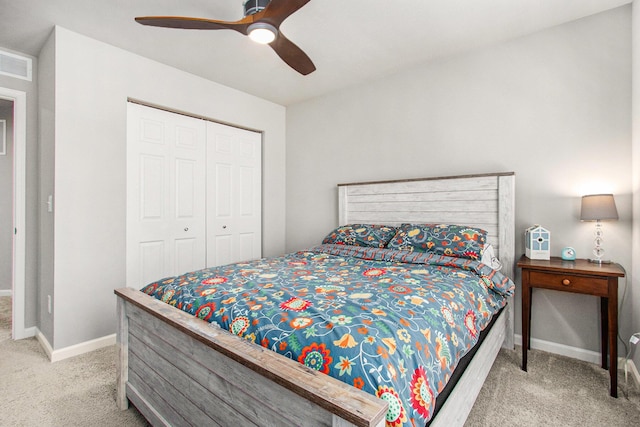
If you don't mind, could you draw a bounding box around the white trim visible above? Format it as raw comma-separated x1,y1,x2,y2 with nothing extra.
517,333,607,365
0,289,12,297
516,334,640,368
625,359,640,391
516,334,640,393
22,325,35,338
35,328,54,360
36,328,117,362
49,333,117,362
0,87,27,340
0,119,5,155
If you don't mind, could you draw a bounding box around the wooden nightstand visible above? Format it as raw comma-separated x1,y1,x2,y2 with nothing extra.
518,255,625,398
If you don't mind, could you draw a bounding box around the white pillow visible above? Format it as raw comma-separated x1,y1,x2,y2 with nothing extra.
481,244,502,270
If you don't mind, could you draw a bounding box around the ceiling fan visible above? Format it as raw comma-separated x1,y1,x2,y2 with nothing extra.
135,0,316,75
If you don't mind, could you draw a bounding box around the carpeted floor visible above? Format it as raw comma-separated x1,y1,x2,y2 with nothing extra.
0,296,10,342
466,347,640,426
0,297,148,426
1,295,639,426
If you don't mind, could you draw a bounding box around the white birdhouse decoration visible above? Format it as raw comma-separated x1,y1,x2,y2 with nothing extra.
525,225,550,260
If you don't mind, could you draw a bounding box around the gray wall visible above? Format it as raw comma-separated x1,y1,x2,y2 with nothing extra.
0,48,39,328
0,100,14,291
41,26,287,350
38,31,55,343
631,1,640,371
286,6,633,357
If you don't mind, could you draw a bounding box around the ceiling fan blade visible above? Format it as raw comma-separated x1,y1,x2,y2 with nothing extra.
261,0,311,27
135,16,252,34
136,1,316,75
269,32,315,75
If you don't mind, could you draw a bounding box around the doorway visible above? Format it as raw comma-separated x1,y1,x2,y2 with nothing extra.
0,99,12,339
0,87,27,339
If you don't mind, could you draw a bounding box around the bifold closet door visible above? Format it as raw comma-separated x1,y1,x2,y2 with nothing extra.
126,103,207,288
206,121,262,267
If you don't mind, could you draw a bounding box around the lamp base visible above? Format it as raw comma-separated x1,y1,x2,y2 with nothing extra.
588,258,613,264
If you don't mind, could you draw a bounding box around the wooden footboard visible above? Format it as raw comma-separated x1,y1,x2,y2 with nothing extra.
116,287,388,427
116,287,509,427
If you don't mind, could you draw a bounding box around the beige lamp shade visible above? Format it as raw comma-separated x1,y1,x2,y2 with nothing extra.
580,194,618,221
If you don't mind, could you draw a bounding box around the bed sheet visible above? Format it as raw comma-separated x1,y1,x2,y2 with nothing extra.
141,244,514,426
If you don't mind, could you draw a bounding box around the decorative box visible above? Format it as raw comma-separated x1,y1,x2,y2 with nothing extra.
525,225,550,260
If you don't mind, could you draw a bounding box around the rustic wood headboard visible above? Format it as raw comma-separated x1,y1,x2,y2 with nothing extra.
338,173,515,273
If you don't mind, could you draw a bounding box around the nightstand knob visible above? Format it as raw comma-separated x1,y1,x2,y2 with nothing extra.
562,279,571,286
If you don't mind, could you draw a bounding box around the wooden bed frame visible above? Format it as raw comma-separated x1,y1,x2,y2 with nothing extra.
115,172,515,427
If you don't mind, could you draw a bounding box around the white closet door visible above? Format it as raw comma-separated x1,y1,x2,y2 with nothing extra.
207,122,262,267
126,103,206,288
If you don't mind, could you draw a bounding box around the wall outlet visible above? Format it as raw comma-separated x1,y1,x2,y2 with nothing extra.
630,333,640,345
47,295,52,314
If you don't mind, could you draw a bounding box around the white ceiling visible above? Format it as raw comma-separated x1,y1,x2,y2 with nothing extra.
0,0,631,105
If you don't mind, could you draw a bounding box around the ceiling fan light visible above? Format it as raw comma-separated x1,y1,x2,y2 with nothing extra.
247,22,277,44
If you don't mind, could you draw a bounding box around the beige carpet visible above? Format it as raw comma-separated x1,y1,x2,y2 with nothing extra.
0,296,11,342
0,296,147,426
466,348,640,426
1,296,639,426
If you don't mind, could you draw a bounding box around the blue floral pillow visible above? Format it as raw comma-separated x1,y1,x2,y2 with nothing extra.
322,224,397,248
386,223,487,260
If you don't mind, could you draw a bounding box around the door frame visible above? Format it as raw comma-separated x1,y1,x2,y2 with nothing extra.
1,87,27,339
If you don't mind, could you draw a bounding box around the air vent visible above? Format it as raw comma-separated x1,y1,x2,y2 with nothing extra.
0,49,32,81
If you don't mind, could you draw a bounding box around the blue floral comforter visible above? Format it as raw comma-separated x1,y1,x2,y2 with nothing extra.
141,244,514,426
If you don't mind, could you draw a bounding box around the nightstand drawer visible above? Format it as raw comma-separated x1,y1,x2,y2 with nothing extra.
529,271,608,296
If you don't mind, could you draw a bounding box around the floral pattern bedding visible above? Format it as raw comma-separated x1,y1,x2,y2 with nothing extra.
322,224,398,248
141,244,514,426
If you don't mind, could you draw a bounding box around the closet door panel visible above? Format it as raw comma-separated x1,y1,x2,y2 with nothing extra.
239,232,256,262
175,237,199,275
215,164,233,218
214,235,233,267
207,122,261,267
140,155,164,220
175,158,198,218
128,104,262,287
127,103,206,288
139,241,165,287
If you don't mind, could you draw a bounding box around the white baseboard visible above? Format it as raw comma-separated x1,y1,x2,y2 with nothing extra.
35,328,54,360
515,334,640,391
624,358,640,391
35,328,116,363
22,326,36,338
515,334,601,364
0,289,12,297
13,324,36,340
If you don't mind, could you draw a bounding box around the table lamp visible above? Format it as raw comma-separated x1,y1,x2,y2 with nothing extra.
580,194,618,264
